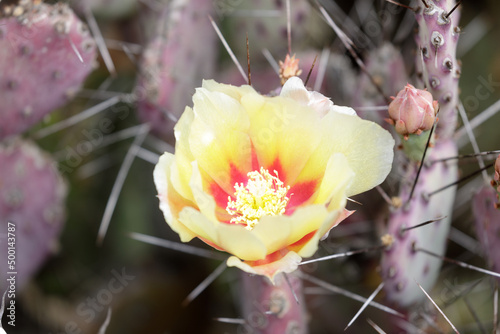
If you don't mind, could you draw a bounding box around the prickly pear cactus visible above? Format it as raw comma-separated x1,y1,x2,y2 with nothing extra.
0,1,97,140
135,0,217,142
379,0,463,308
415,0,461,139
240,273,307,334
381,140,458,307
0,138,67,291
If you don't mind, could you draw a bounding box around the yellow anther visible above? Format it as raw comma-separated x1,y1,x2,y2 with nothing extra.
226,167,290,230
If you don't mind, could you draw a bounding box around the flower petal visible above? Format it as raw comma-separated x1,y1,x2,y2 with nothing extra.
279,76,311,105
280,77,356,117
179,206,269,262
188,87,253,194
252,205,329,255
189,160,218,223
171,107,195,201
306,112,394,197
244,94,322,185
314,153,354,207
227,251,302,284
154,153,197,242
201,79,256,100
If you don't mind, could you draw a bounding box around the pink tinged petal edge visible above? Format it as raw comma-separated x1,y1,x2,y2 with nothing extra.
227,251,302,284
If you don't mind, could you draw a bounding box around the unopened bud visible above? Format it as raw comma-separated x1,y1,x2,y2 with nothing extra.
279,54,302,85
388,84,438,139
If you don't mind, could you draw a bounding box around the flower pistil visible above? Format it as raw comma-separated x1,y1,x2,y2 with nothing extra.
226,167,291,230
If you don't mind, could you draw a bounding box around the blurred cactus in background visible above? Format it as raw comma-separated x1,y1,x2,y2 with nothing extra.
1,0,500,333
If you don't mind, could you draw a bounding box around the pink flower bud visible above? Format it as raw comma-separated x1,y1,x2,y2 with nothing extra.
388,84,438,139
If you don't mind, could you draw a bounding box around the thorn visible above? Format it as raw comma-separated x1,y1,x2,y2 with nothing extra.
445,1,462,19
318,5,391,103
441,278,483,308
146,136,175,155
182,262,227,306
84,7,116,76
406,113,438,204
60,124,148,166
135,147,160,165
426,161,495,198
283,273,300,305
421,0,430,9
385,0,416,11
246,33,251,86
77,152,116,179
286,0,291,55
375,186,393,206
299,272,404,318
344,282,385,331
448,227,482,255
262,48,280,75
104,39,142,55
494,284,499,334
128,232,227,260
213,317,246,325
97,308,112,334
354,106,389,112
463,295,488,334
119,42,140,68
76,88,122,100
400,216,446,234
416,247,500,279
367,318,387,334
209,16,247,83
300,245,384,265
415,281,460,334
96,125,150,246
304,54,318,87
68,37,84,63
418,311,445,332
429,150,500,164
33,96,122,139
456,98,500,146
313,47,330,92
434,44,439,69
418,49,430,91
457,14,491,57
346,197,363,206
457,102,490,183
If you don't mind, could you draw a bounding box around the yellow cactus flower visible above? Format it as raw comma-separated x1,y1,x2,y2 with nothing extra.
154,77,394,282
